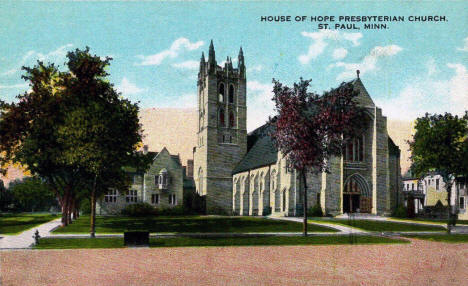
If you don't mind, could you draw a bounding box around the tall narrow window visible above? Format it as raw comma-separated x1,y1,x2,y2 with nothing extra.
218,83,225,102
460,197,465,209
358,136,364,161
436,179,440,190
151,194,159,204
229,112,235,128
219,109,225,127
229,84,234,103
347,142,353,161
169,194,177,205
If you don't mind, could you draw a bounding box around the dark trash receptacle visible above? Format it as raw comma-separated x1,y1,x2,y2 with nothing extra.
124,231,149,246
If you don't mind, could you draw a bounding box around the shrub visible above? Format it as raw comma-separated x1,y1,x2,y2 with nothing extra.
156,206,185,216
122,203,156,217
307,204,323,217
80,198,91,215
392,205,408,218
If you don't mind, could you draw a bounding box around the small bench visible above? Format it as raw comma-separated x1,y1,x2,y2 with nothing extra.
124,231,149,247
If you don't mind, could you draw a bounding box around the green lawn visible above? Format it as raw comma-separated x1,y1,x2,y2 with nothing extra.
403,234,468,243
35,235,407,249
309,218,445,232
0,213,59,234
391,218,468,225
53,215,337,234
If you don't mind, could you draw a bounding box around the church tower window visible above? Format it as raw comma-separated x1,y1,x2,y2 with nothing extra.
229,84,234,103
229,111,235,128
219,108,225,127
219,83,225,102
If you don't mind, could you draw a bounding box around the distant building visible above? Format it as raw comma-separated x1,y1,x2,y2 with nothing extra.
97,147,195,215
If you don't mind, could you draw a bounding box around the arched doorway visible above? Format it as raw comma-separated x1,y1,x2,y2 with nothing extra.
343,174,371,213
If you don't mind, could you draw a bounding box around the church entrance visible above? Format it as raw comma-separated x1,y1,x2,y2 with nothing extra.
343,194,361,213
343,175,371,213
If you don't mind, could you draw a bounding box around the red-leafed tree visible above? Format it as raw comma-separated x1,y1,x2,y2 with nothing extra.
271,78,367,236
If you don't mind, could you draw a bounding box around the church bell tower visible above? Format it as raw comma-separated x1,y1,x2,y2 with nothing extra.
193,40,247,214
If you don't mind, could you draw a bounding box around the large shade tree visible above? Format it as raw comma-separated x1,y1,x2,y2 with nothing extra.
270,78,366,236
408,112,468,233
0,48,146,234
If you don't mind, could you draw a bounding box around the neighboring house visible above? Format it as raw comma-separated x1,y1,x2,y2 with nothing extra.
97,147,194,215
403,171,468,219
451,177,467,220
193,42,402,216
402,173,425,214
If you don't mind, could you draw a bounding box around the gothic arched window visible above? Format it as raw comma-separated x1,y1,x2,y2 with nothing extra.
219,108,225,127
229,111,235,128
344,135,365,162
218,83,225,102
229,84,234,103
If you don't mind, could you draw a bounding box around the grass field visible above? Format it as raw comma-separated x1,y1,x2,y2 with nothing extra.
53,215,337,234
391,218,468,225
35,235,407,249
309,218,446,232
403,234,468,243
0,213,59,234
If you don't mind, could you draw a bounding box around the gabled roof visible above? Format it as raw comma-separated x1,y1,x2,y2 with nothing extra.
233,123,278,175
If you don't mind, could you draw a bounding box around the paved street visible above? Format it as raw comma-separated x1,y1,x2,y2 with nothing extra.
1,238,467,286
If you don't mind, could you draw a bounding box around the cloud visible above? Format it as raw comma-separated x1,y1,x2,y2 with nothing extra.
446,63,468,111
247,64,263,73
1,44,73,76
158,93,197,108
116,77,144,95
375,62,468,120
457,36,468,52
0,83,28,89
426,58,438,77
136,38,204,66
172,60,199,70
246,80,275,131
330,45,403,81
298,30,362,64
332,48,348,60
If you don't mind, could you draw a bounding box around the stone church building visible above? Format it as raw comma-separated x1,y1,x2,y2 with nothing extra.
194,41,402,216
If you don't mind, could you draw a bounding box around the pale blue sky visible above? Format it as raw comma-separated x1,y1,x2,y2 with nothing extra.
0,1,466,130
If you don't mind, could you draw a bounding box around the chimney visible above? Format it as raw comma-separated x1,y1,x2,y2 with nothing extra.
186,159,194,178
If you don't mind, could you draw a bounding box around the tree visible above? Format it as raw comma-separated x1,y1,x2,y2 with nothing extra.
408,112,468,233
0,48,145,234
270,78,366,236
8,177,56,212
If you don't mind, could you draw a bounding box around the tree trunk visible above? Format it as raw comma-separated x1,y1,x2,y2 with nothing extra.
66,192,73,225
90,174,97,238
61,191,68,227
447,181,453,234
302,169,308,237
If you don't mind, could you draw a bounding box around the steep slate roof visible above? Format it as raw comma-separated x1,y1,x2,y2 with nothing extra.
233,77,396,175
232,123,278,175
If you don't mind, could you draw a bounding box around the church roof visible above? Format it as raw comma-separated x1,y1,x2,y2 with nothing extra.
232,123,278,174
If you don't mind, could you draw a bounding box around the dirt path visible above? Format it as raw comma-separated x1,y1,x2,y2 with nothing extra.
1,239,467,286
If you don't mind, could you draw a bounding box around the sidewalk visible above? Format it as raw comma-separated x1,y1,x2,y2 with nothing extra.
0,218,62,249
267,216,367,234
